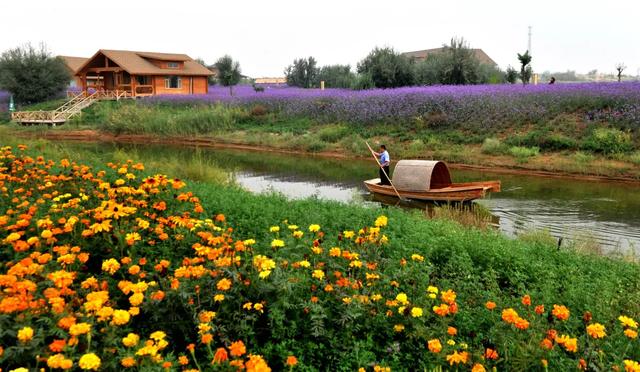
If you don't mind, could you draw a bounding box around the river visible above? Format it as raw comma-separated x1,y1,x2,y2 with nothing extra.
66,142,640,254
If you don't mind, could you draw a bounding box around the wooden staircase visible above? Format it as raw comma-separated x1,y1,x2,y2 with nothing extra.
11,90,131,125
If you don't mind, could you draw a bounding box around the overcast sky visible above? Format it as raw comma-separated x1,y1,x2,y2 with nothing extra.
1,0,639,77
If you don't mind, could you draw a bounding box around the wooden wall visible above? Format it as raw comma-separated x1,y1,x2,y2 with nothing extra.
151,76,208,95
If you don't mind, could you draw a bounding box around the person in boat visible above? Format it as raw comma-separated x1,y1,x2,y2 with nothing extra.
372,144,391,185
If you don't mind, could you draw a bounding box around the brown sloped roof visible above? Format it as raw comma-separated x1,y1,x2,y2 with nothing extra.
402,47,497,66
76,49,213,76
59,56,88,73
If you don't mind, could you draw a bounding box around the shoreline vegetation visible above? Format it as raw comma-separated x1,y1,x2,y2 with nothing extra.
3,82,639,181
1,142,640,370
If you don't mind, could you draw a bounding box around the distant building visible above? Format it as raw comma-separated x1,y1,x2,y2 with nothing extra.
402,47,497,66
254,77,287,85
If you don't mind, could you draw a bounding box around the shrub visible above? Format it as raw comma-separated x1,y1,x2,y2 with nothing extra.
584,127,634,154
356,47,414,88
316,124,350,143
250,104,268,117
481,138,506,155
509,146,539,163
628,151,640,166
350,73,375,90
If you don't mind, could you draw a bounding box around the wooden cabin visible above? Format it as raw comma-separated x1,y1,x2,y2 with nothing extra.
74,50,213,97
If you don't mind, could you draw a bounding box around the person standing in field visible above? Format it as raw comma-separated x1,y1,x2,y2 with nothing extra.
373,144,391,185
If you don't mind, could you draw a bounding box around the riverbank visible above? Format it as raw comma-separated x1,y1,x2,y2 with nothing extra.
2,141,640,370
5,124,640,183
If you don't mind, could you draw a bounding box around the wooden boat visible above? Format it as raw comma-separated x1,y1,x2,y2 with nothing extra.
364,160,500,202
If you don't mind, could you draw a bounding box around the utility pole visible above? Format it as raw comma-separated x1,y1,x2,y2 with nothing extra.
528,26,532,55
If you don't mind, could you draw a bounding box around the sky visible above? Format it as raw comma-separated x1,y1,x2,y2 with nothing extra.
1,0,639,78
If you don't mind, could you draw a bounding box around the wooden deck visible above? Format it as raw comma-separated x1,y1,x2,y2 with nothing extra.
11,90,132,125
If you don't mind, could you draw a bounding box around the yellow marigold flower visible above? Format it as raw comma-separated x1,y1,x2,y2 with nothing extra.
586,323,606,339
293,230,304,238
17,327,34,343
101,258,121,275
125,232,141,245
199,311,216,323
253,303,264,313
216,278,232,291
312,270,325,280
41,229,53,239
371,294,382,301
342,297,352,304
69,323,91,336
244,239,256,245
121,357,136,367
393,324,405,332
349,260,362,268
624,360,640,372
308,224,321,232
619,315,639,329
122,333,140,347
269,226,280,232
471,364,486,372
129,293,144,306
214,294,225,302
446,351,468,365
10,368,29,372
79,353,101,370
47,353,73,369
111,309,131,326
374,215,388,227
551,304,570,321
298,260,311,268
150,331,167,341
624,329,638,339
427,286,439,294
243,302,253,310
6,232,21,242
271,239,285,248
259,270,272,279
427,339,442,353
411,254,424,262
411,307,423,317
395,293,409,305
343,230,355,239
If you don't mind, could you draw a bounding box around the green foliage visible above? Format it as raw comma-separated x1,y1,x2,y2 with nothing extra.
316,124,350,143
517,51,532,85
508,145,539,162
480,138,507,155
316,65,355,88
506,130,578,151
584,128,634,154
505,66,519,84
285,57,319,88
0,43,70,105
357,47,414,88
215,55,242,95
350,73,375,90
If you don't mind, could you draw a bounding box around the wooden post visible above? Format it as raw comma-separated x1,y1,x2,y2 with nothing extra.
320,80,325,90
131,74,137,97
81,73,87,96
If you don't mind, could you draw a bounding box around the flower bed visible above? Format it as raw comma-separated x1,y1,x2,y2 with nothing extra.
1,145,639,371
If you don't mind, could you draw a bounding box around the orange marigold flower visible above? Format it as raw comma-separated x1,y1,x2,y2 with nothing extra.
472,364,486,372
427,339,442,353
446,351,469,366
121,357,136,367
624,329,638,339
216,278,232,291
521,295,531,306
535,305,545,315
229,340,246,357
441,289,456,305
514,317,530,330
201,333,213,344
485,301,496,310
586,323,606,339
484,348,498,360
447,326,457,336
578,359,587,371
213,347,228,363
49,339,66,352
551,304,570,321
540,338,554,350
501,308,519,324
286,355,298,366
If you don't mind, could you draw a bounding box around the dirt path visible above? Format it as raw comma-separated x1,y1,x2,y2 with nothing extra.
13,129,640,185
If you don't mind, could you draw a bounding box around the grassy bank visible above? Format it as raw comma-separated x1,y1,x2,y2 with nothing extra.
5,96,639,179
1,138,640,370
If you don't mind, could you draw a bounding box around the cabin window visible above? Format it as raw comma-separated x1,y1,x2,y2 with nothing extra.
164,76,182,89
137,76,150,85
167,62,179,69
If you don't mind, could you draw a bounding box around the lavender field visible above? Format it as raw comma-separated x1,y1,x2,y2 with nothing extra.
145,82,640,129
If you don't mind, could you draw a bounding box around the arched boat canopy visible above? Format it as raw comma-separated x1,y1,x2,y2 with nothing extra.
391,160,452,191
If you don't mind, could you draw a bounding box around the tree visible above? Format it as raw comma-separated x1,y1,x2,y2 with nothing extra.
214,55,241,96
517,51,532,85
439,38,480,85
505,66,519,84
316,65,355,88
195,58,216,85
284,57,318,88
357,47,414,88
0,43,70,105
615,63,626,82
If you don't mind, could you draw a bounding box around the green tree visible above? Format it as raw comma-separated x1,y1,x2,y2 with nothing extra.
284,57,318,88
316,65,355,88
357,47,414,88
615,63,626,82
505,66,519,84
517,51,532,85
439,38,480,85
214,55,241,96
0,43,70,105
414,54,446,85
195,57,216,85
